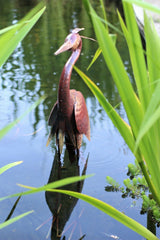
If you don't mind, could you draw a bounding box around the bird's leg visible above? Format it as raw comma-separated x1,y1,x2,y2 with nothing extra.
56,129,65,160
76,147,79,161
56,131,61,161
74,135,80,161
58,129,65,155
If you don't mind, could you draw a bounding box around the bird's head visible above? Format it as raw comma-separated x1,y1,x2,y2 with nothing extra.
54,28,84,55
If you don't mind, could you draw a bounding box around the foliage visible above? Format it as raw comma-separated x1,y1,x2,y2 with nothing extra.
0,1,46,67
0,175,93,202
2,180,158,240
0,211,33,230
0,161,22,175
106,161,160,226
81,0,160,205
73,0,160,238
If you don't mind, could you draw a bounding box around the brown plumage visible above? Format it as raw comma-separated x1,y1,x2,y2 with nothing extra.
47,28,90,154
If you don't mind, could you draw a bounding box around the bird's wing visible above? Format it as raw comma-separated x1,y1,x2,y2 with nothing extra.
48,101,58,126
70,90,90,140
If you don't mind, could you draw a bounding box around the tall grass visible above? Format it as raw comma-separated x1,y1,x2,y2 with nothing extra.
73,0,160,238
81,0,160,206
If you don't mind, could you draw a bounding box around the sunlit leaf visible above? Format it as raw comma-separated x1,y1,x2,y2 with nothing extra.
121,2,149,110
135,81,160,151
0,174,93,202
87,47,102,70
123,0,160,14
144,12,160,91
0,211,33,229
18,185,159,240
87,34,116,71
84,0,143,139
0,161,22,175
83,0,160,219
0,23,24,35
74,66,136,154
0,1,46,67
99,0,108,32
52,189,157,240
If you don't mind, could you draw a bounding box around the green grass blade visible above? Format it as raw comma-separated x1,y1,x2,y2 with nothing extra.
42,188,159,240
0,161,22,175
135,80,160,151
144,12,160,91
94,14,123,36
123,0,160,14
0,175,93,202
87,34,116,71
74,66,136,153
0,1,46,67
83,0,160,204
0,95,46,140
83,0,143,139
136,105,160,149
99,0,108,32
0,211,33,229
87,47,102,70
120,2,149,110
121,1,160,199
0,23,24,35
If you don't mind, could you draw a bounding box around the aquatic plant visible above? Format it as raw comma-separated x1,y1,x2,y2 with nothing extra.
73,0,160,238
106,161,160,227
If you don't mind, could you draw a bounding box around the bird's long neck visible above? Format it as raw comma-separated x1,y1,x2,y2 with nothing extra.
58,40,82,116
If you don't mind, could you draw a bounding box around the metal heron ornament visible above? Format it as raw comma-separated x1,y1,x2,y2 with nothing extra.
47,28,90,155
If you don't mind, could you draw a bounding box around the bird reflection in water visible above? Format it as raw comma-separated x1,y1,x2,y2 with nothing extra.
45,144,88,239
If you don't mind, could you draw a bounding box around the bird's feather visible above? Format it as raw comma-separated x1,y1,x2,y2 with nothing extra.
48,101,58,126
70,89,90,141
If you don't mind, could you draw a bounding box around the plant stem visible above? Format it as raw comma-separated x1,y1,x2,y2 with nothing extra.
138,159,160,206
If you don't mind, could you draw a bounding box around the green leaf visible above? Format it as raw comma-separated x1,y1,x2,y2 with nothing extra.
0,1,46,67
0,23,25,35
87,34,116,71
87,47,102,70
123,0,160,14
43,188,159,240
99,0,108,32
74,66,136,154
0,161,22,175
0,174,93,202
0,211,33,229
144,12,160,91
84,0,143,139
106,176,120,188
0,95,46,140
120,2,149,110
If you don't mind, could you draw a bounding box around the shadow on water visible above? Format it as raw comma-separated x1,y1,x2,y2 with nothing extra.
45,145,88,239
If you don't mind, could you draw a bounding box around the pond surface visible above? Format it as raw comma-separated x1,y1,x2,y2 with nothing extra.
0,1,159,239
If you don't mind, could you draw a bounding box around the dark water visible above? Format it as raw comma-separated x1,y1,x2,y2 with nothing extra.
0,1,159,239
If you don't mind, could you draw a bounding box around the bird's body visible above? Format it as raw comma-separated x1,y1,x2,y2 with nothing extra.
47,28,90,154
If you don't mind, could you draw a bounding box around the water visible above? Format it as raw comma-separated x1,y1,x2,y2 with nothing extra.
0,1,159,239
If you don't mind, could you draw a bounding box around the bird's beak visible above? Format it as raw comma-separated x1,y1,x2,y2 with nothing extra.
54,40,73,55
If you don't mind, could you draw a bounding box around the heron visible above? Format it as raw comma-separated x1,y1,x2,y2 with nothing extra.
47,28,90,155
